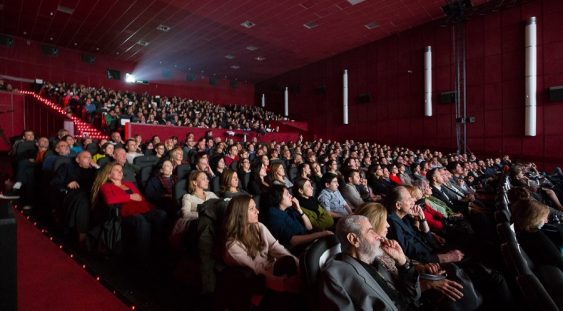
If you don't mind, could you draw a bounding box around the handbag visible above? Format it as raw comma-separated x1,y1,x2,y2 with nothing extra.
88,205,122,254
437,263,483,311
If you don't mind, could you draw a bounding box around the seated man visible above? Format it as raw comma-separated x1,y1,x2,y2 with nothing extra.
320,215,420,311
340,169,366,210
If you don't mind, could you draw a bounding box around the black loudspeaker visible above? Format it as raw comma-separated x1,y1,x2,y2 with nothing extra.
357,93,371,104
439,91,456,104
290,85,301,94
548,86,563,102
42,45,59,56
0,203,17,311
186,72,197,81
315,85,327,95
81,53,96,64
229,79,238,89
0,34,14,47
209,77,218,86
107,69,121,80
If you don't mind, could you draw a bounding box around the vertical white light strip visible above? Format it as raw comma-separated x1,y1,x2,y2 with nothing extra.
525,17,537,136
424,46,432,117
261,93,265,107
284,87,289,117
343,69,349,124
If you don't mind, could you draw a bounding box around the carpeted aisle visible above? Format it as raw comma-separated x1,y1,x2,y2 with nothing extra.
16,208,131,311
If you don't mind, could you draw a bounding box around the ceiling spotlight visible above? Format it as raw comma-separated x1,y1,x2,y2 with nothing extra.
246,45,258,51
136,40,149,47
125,73,136,83
156,24,171,32
230,65,240,70
255,56,266,61
225,54,235,59
240,20,256,29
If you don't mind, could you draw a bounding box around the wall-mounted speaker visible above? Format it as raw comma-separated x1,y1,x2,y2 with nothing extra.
357,93,371,104
107,69,121,80
0,34,14,47
439,91,456,104
81,53,96,64
42,45,59,56
315,85,327,95
548,86,563,102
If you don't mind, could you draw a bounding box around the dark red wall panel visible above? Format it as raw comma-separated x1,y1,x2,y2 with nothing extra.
256,0,563,169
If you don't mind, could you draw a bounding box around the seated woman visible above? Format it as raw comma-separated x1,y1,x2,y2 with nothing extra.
219,169,248,199
91,162,166,260
210,155,227,177
269,163,293,189
248,162,270,196
223,195,299,292
512,199,563,270
264,185,332,253
293,177,334,231
144,159,177,217
180,170,219,221
237,158,252,192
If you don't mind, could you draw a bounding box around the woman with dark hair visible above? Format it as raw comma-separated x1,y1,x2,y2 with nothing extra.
92,142,114,164
219,169,248,198
293,177,334,231
144,159,177,216
237,158,252,192
265,185,332,252
510,164,563,211
512,199,563,270
248,163,270,196
210,155,227,177
223,195,299,292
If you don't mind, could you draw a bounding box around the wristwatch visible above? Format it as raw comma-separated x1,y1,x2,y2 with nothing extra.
402,258,412,270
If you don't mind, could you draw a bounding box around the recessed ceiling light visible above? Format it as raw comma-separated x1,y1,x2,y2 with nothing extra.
364,21,379,30
255,56,266,61
304,21,318,29
74,42,78,46
240,20,256,29
49,12,54,16
246,45,258,51
225,54,235,59
96,47,100,51
230,65,240,70
156,24,171,32
49,37,54,41
116,52,120,55
136,40,149,47
23,31,27,35
56,5,74,14
347,0,365,5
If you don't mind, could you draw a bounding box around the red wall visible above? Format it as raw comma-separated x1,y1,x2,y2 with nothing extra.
0,37,254,106
0,92,25,151
256,0,563,169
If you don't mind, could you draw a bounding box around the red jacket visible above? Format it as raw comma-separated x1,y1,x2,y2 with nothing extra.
423,202,444,232
100,181,153,217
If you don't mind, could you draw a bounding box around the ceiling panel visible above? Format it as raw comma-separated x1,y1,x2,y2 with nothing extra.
1,0,509,82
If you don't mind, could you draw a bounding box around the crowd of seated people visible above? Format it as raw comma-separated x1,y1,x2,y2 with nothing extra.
38,81,285,134
5,127,563,310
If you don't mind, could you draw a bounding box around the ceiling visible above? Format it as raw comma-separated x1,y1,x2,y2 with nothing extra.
0,0,492,83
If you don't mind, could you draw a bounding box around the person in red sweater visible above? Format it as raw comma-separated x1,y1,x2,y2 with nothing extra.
91,162,166,262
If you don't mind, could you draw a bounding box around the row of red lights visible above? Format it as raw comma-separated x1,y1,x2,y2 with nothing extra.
13,204,136,310
19,91,109,140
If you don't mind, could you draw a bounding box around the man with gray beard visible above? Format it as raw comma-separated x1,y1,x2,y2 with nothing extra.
320,215,420,311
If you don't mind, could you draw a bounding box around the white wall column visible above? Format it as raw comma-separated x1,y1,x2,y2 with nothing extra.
424,46,432,117
525,16,537,136
284,87,289,117
343,69,349,124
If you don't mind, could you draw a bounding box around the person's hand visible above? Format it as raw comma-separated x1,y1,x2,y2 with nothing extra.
67,181,80,189
417,263,444,275
130,193,143,201
430,279,464,301
411,204,425,218
438,250,464,263
381,239,407,266
291,197,301,210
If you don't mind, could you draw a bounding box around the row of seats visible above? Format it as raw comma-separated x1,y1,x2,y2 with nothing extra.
496,175,563,310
